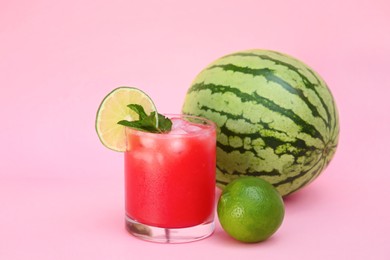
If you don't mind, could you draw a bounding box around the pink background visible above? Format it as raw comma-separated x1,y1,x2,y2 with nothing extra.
1,0,389,259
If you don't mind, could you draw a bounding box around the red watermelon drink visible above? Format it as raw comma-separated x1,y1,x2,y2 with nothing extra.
124,115,216,243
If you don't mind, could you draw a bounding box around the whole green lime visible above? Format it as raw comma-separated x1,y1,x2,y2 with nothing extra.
217,177,285,243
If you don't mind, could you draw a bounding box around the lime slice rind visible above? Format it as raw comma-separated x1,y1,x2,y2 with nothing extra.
95,86,158,152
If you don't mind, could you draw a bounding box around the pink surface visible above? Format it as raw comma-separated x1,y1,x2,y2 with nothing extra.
1,0,389,259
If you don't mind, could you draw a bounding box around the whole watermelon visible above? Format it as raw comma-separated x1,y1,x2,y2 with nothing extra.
182,49,339,196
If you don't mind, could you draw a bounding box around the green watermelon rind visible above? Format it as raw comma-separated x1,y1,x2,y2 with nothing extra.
182,49,339,197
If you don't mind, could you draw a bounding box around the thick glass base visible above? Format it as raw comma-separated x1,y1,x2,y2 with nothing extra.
125,216,214,243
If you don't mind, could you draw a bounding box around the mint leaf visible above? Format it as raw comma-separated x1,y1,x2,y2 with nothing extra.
117,118,160,132
157,113,172,132
127,104,148,119
117,104,172,133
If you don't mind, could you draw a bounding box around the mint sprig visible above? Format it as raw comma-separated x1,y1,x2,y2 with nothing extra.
117,104,172,133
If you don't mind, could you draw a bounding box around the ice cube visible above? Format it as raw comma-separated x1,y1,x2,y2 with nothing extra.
133,150,164,166
156,152,165,165
171,118,202,134
170,138,185,153
169,128,188,135
171,117,187,129
133,150,154,164
140,136,156,148
183,124,203,133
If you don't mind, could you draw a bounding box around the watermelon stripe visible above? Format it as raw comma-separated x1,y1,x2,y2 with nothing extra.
305,66,334,130
216,131,322,183
189,82,325,143
217,124,317,158
194,104,318,158
329,95,339,139
216,150,323,196
216,137,257,155
216,164,282,177
272,152,324,188
225,51,334,131
208,63,329,128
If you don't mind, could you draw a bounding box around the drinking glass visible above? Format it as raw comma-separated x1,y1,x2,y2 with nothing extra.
124,114,216,243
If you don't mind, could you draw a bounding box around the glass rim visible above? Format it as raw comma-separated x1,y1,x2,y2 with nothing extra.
124,113,216,137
